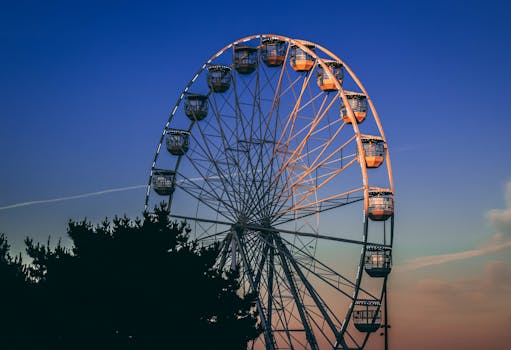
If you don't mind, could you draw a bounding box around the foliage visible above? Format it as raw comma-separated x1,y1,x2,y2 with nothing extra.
0,204,261,349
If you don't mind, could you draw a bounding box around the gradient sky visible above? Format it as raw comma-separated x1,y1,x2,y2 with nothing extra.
1,1,510,349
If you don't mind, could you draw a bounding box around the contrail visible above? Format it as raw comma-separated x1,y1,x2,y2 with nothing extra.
0,185,146,211
0,174,223,211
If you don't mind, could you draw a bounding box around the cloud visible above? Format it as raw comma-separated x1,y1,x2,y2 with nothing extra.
400,240,511,271
487,181,511,239
399,261,511,312
391,260,511,350
400,181,511,271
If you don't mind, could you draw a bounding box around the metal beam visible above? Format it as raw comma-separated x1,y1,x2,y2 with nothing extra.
232,230,276,350
275,235,319,350
275,235,351,349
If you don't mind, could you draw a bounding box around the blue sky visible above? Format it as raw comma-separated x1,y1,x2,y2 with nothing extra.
1,1,510,348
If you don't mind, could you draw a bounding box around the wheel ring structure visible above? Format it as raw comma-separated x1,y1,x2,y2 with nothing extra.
145,34,395,350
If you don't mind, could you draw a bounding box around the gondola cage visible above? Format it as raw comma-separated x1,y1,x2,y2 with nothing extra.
353,300,381,333
317,60,344,91
152,169,176,196
368,190,394,221
234,45,258,74
207,65,231,93
341,92,368,124
261,38,286,67
290,44,315,72
361,136,385,168
184,93,208,121
165,129,190,156
364,246,392,277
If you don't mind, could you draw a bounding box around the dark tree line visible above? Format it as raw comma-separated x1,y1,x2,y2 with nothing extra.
0,205,261,349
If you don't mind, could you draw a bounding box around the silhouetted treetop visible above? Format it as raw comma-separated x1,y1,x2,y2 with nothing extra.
0,204,260,350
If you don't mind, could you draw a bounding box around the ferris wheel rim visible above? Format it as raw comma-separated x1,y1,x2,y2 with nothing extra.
145,34,394,350
144,34,394,208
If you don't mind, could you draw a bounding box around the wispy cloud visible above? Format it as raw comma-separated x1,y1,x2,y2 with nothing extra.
487,181,511,240
400,180,511,271
0,185,146,211
399,240,511,271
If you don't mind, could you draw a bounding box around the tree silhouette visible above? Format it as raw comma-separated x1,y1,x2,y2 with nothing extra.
0,233,39,348
1,205,261,349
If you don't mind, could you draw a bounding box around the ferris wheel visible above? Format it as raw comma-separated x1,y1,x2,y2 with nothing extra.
145,34,395,350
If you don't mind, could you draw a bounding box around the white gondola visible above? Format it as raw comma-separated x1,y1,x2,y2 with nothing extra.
152,169,176,196
353,300,381,333
184,93,208,121
368,190,394,221
261,38,286,67
364,246,392,277
290,44,315,72
317,60,343,91
166,129,190,156
207,65,231,93
234,45,258,74
361,135,385,168
341,92,368,124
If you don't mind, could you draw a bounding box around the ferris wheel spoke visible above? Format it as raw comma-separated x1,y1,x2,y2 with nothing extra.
232,70,269,219
191,227,231,243
268,256,312,349
289,117,346,165
207,87,258,212
249,234,315,348
258,232,357,302
270,66,316,170
209,82,269,220
173,181,235,223
242,69,285,224
253,63,301,219
274,234,347,346
169,213,232,226
233,230,277,350
279,235,379,301
272,158,359,220
267,68,317,189
252,236,297,334
282,91,333,153
185,132,241,213
231,69,257,199
274,92,329,159
243,232,268,276
269,231,320,350
289,125,354,177
216,231,233,271
272,160,358,221
268,91,338,219
279,239,355,301
266,241,275,342
266,266,295,348
236,54,291,223
270,135,357,218
254,79,320,221
253,239,270,288
190,104,244,213
243,220,385,249
273,185,362,225
276,193,365,227
175,169,237,209
246,67,281,223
